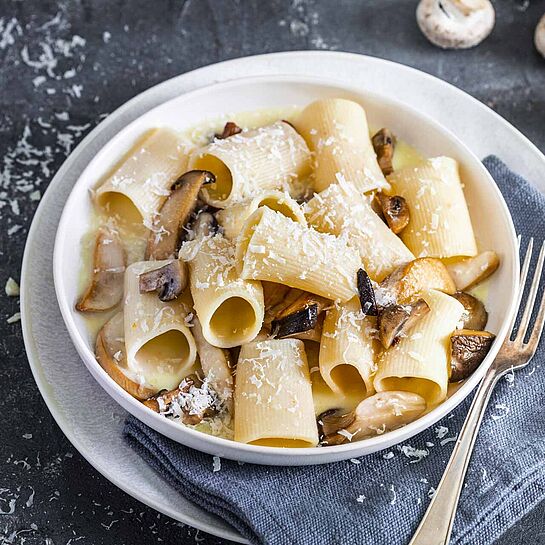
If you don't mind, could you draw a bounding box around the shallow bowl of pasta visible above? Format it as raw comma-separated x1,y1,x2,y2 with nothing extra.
53,74,518,465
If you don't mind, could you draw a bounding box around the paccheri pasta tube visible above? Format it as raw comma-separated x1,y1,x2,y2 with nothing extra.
181,231,264,349
374,289,464,405
386,157,478,259
294,98,388,193
236,207,361,302
305,178,414,282
96,128,189,227
124,260,197,391
234,339,319,447
189,121,311,208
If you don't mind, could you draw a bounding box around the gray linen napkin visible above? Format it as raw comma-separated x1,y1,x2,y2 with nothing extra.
124,156,545,545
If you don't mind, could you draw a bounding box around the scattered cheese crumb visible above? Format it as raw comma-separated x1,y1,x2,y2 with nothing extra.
435,425,448,439
7,312,21,323
383,451,394,460
5,277,20,296
356,494,366,503
212,455,221,472
349,458,361,465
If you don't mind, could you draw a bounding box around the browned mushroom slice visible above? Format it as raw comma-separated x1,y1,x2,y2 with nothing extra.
145,170,215,260
76,227,126,312
452,291,488,330
380,257,456,304
378,299,430,349
289,313,324,343
357,268,378,316
139,259,188,302
262,281,292,311
95,312,156,400
445,251,500,291
450,329,495,382
371,128,396,175
318,391,426,445
271,292,329,338
376,194,410,235
214,121,242,140
143,374,220,425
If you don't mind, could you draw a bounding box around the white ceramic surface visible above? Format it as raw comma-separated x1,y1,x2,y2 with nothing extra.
53,74,518,466
21,52,545,542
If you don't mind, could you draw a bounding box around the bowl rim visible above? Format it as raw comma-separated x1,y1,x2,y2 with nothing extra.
53,72,520,463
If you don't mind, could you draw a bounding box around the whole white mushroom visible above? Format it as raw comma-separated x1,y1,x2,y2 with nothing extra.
535,13,545,58
417,0,495,49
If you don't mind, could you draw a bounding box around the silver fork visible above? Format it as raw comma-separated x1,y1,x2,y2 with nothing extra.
409,238,545,545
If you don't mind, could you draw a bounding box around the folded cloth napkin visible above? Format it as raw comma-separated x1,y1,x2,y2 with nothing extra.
125,156,545,545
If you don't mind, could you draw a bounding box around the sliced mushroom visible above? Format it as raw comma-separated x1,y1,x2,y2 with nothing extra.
271,292,329,338
192,316,234,412
76,226,126,312
145,170,215,261
143,374,220,425
215,121,242,140
289,313,324,343
318,391,426,445
378,299,430,349
535,13,545,58
450,329,495,382
138,259,188,301
262,281,292,311
371,128,396,176
380,257,456,304
417,0,495,50
357,268,378,316
452,291,488,330
445,250,499,291
95,312,156,400
376,194,410,235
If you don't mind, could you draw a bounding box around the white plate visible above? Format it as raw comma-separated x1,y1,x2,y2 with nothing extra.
53,74,518,465
21,52,545,542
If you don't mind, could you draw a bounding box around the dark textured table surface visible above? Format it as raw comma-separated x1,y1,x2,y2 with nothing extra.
1,1,544,544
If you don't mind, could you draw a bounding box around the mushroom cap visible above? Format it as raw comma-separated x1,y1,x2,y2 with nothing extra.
417,0,495,49
535,13,545,58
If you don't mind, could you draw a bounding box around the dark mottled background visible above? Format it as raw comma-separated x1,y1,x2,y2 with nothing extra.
1,1,544,544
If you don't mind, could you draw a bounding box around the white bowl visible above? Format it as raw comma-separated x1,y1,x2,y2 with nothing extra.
53,74,519,466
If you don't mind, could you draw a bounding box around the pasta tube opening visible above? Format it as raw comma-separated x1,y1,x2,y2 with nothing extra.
257,196,301,222
192,154,233,203
97,191,142,225
208,296,260,345
329,364,368,395
134,329,193,391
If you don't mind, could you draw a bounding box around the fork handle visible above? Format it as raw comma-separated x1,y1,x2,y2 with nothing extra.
408,366,501,545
